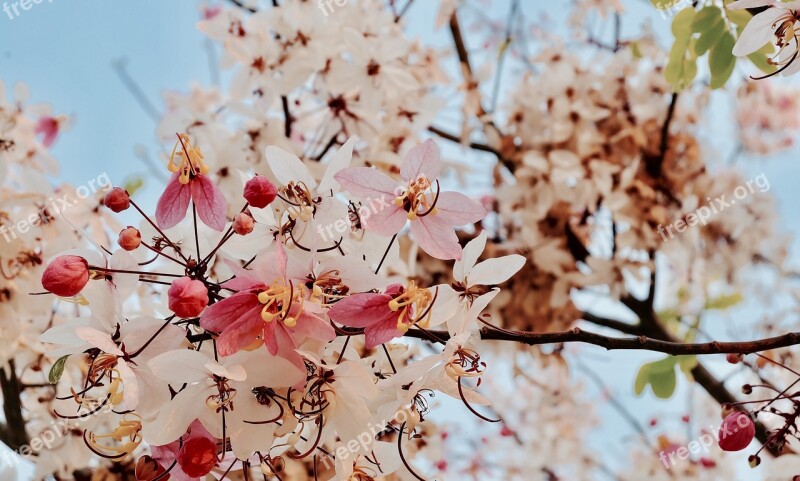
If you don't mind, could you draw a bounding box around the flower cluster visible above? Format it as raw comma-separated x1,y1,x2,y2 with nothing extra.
37,132,524,480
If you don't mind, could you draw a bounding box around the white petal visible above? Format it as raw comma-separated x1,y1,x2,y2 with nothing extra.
147,349,212,385
266,146,317,188
74,327,123,356
454,231,487,282
732,8,784,56
319,136,357,194
468,254,526,286
142,383,209,445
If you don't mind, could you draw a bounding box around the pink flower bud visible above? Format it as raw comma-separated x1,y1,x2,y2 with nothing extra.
718,412,755,452
233,212,254,235
243,176,277,209
42,255,90,297
168,277,209,318
104,187,131,213
118,227,142,251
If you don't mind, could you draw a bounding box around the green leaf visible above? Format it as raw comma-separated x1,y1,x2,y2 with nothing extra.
709,31,737,89
634,357,680,399
695,17,725,56
650,368,678,399
123,176,145,196
665,8,699,91
678,355,698,378
692,6,723,34
634,364,651,395
705,292,743,310
48,355,69,384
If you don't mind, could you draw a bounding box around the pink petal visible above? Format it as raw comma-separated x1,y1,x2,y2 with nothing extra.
364,322,404,349
401,139,441,182
362,200,406,236
328,293,395,328
35,117,59,147
334,167,399,199
191,175,228,231
200,292,259,332
410,216,462,260
215,306,263,356
434,192,487,226
156,174,192,230
291,310,336,342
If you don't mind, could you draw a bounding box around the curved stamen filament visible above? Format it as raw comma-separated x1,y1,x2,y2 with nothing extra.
388,281,433,332
168,134,210,184
259,279,304,327
84,414,143,459
394,176,440,220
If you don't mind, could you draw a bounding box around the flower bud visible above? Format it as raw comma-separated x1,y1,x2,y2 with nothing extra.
168,277,209,318
104,187,131,213
233,212,254,235
243,176,277,208
177,436,217,478
719,411,755,452
42,255,90,297
727,353,743,364
118,227,142,251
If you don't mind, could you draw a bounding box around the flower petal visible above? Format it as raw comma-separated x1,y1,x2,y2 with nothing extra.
732,8,784,56
434,192,487,226
155,174,192,230
266,146,317,188
334,167,398,199
468,254,526,286
401,139,441,181
410,215,462,260
328,293,395,328
191,175,228,231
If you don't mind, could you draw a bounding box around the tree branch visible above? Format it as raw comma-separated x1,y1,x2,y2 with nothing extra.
0,361,28,451
403,326,800,356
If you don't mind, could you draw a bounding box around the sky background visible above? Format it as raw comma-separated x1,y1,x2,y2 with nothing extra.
2,0,800,479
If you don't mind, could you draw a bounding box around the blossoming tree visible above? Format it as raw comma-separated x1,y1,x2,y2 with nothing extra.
4,0,800,479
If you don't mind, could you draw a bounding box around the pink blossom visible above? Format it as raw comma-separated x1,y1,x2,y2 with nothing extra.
328,283,431,348
35,116,61,147
334,139,486,260
199,244,335,368
156,134,228,231
168,277,209,318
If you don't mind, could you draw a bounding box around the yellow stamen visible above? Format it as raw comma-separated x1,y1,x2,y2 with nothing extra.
167,134,211,185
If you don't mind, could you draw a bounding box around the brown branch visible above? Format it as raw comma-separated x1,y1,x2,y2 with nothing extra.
403,326,800,356
226,0,257,13
281,95,293,138
428,125,515,172
0,360,29,451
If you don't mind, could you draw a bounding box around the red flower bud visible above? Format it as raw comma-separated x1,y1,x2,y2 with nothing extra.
168,277,209,318
118,227,142,251
233,212,254,235
718,411,755,452
135,455,170,481
177,436,217,478
727,353,743,364
41,255,90,297
243,176,277,209
104,187,131,213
